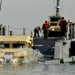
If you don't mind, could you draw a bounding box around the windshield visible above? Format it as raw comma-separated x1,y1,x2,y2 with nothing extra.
50,23,57,26
13,43,25,48
0,43,25,48
0,43,9,48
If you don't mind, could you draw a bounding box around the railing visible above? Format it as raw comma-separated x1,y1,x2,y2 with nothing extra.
0,24,33,37
67,22,75,39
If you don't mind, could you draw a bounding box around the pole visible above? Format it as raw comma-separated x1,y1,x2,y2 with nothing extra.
8,25,9,36
56,0,60,16
10,31,13,36
23,28,25,36
0,0,2,11
31,31,33,38
0,25,1,35
0,0,2,35
2,26,6,35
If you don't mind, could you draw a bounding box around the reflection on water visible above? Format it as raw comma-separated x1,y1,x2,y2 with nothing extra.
0,62,75,75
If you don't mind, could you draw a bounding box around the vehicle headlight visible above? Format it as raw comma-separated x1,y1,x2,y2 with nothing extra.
52,28,54,31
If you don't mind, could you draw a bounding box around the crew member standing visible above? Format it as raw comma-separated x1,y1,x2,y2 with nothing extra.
42,21,49,39
59,17,67,38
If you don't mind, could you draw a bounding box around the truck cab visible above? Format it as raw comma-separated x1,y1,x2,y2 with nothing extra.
48,16,62,36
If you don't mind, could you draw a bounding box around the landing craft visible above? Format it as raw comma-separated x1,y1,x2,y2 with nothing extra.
48,0,75,63
34,0,75,64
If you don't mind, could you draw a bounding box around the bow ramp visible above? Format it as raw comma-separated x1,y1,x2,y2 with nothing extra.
33,37,59,59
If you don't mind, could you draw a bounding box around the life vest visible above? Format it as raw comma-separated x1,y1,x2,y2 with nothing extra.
59,20,67,26
44,23,49,28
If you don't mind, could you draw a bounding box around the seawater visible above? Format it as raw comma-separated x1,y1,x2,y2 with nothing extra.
0,48,75,75
0,62,75,75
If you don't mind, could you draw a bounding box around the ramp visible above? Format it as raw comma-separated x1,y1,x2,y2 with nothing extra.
33,37,59,58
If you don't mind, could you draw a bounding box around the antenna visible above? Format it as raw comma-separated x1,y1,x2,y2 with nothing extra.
56,0,60,16
0,0,2,11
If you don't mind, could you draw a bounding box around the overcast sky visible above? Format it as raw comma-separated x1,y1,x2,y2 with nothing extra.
0,0,75,35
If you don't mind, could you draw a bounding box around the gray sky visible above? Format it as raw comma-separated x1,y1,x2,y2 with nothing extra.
0,0,75,35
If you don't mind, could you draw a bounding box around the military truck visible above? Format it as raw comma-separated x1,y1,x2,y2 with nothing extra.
48,16,62,36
